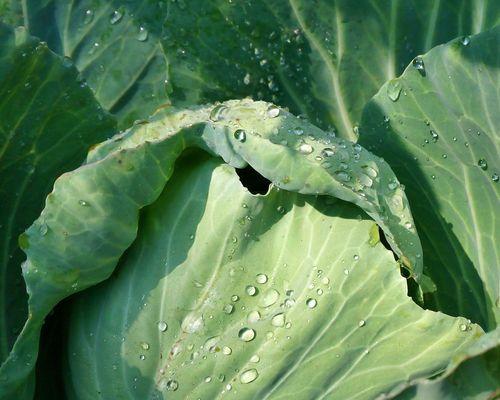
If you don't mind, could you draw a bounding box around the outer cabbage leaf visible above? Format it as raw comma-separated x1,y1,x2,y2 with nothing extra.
360,26,499,331
63,156,481,400
0,0,170,128
395,328,499,399
4,0,500,138
1,98,425,398
0,23,115,369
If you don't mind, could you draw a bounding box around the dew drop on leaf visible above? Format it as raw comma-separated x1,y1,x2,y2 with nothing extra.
461,36,471,46
412,56,426,76
78,200,89,206
430,130,439,142
222,346,232,355
246,285,257,296
271,313,285,327
137,26,148,41
39,223,48,236
321,147,335,157
259,289,279,307
478,158,488,170
306,298,317,308
83,9,94,24
158,321,168,332
250,354,260,363
223,304,234,314
238,327,256,342
298,143,313,154
110,10,123,24
387,79,402,101
234,129,246,142
492,173,499,182
240,369,259,384
181,312,204,333
256,274,268,284
267,105,280,118
358,320,366,327
335,171,351,182
209,104,227,122
247,310,261,323
165,379,179,391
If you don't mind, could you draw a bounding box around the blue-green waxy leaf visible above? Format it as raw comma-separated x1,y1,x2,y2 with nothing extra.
360,27,500,331
0,0,170,129
0,100,481,398
395,328,500,399
62,158,481,400
3,1,499,138
0,21,115,377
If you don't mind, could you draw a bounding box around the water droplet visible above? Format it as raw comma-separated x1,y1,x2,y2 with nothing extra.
247,310,261,323
204,336,220,353
316,288,323,295
246,285,257,296
321,277,330,285
276,205,286,214
461,36,470,46
110,10,123,24
223,304,234,314
358,320,366,327
321,147,335,157
78,200,89,206
240,369,258,384
492,173,499,182
271,313,285,327
404,221,413,230
259,289,279,307
181,312,204,333
387,79,402,101
267,105,280,118
256,274,268,284
291,127,304,136
209,104,227,122
335,171,351,182
231,295,239,302
139,354,145,360
243,73,251,85
430,130,439,142
141,342,150,350
459,323,467,331
412,56,426,76
222,346,232,355
250,354,260,363
166,379,179,391
226,383,232,391
238,327,256,342
83,9,94,24
137,26,148,41
353,254,359,261
362,166,378,178
343,269,349,275
387,180,399,190
39,223,48,236
306,298,317,308
298,143,313,154
234,129,246,142
62,57,73,68
442,154,447,159
158,321,168,332
204,376,212,383
478,158,488,170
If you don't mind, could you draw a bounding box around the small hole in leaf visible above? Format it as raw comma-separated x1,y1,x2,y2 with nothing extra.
236,166,271,195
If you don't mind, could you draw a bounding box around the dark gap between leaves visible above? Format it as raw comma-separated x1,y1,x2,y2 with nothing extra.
236,166,271,195
378,227,420,301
